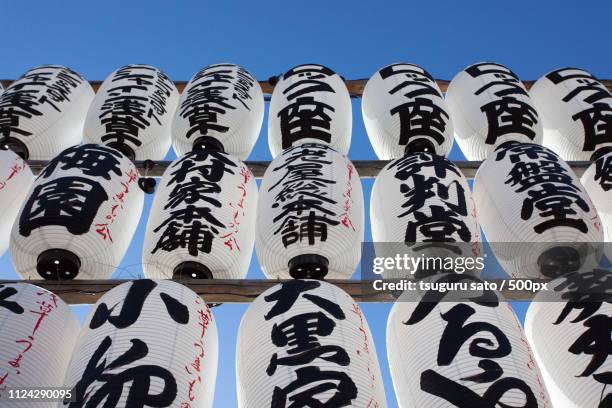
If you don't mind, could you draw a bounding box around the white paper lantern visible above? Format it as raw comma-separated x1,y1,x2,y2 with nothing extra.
0,149,34,256
371,153,483,278
525,269,611,408
581,152,612,262
473,141,602,278
237,279,386,407
268,64,352,157
256,143,364,279
530,67,612,161
446,62,543,160
387,274,551,408
0,282,79,408
362,63,454,158
10,143,144,280
172,63,264,160
84,64,179,161
143,149,257,279
63,279,218,408
0,65,94,160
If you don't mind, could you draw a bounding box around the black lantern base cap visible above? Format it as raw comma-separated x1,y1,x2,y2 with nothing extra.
193,136,225,153
537,246,582,278
173,262,213,280
591,146,612,161
138,177,157,194
289,254,329,279
1,137,29,160
107,142,136,161
404,139,436,155
36,249,81,280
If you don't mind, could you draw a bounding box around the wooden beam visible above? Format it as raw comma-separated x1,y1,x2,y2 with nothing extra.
2,78,611,97
25,160,592,179
0,279,537,304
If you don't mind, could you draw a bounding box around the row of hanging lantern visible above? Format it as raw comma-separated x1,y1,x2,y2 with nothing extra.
2,145,610,282
7,273,608,407
3,62,609,162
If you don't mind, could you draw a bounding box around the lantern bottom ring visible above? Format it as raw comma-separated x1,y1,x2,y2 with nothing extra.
537,245,582,278
289,254,329,279
173,261,214,280
36,249,81,280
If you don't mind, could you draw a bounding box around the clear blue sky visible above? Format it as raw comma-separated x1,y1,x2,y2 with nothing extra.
0,1,610,406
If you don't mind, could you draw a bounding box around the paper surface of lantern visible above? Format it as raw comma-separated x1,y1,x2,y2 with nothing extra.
236,279,387,407
84,64,179,160
0,283,79,408
172,63,264,160
473,141,602,278
0,149,34,256
371,153,482,278
256,143,364,279
143,149,257,279
446,62,543,160
530,67,612,161
268,64,352,157
0,65,94,160
62,279,218,408
387,274,551,408
525,269,611,408
362,63,454,158
581,152,612,262
10,144,144,280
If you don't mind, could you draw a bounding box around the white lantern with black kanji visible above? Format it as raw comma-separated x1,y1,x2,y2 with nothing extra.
0,283,79,408
387,274,551,408
83,64,179,161
256,143,364,279
370,153,482,278
268,64,352,157
446,62,543,160
10,144,144,280
525,269,611,408
172,64,264,160
62,279,218,408
473,142,602,278
0,149,34,256
237,279,386,408
0,65,94,160
142,149,257,279
530,67,612,161
362,63,454,158
581,151,612,262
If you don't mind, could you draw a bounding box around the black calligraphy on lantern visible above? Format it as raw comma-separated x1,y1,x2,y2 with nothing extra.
270,144,341,248
497,143,591,234
546,68,612,153
594,154,612,191
552,270,612,407
263,280,357,407
152,150,236,257
179,64,255,141
404,276,540,407
98,65,174,152
388,153,471,249
65,336,177,408
0,66,82,140
380,64,449,148
278,65,338,149
0,285,24,315
19,177,108,237
465,62,539,145
89,279,189,330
